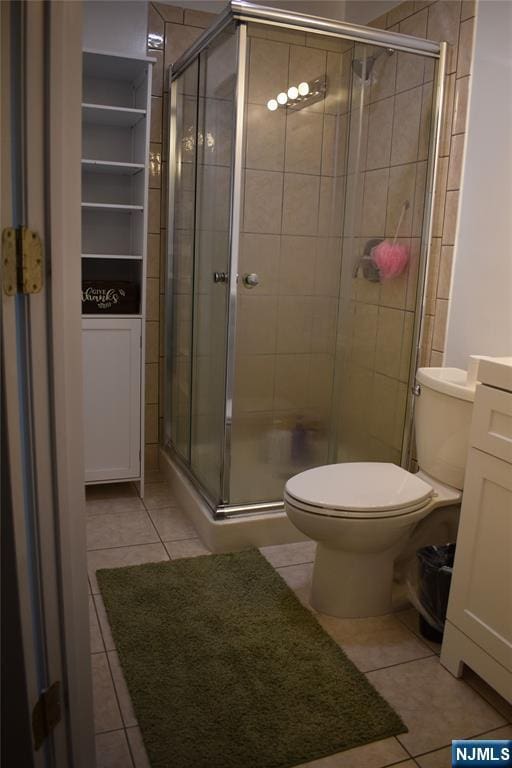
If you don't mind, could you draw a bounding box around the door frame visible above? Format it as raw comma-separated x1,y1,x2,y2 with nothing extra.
1,1,95,765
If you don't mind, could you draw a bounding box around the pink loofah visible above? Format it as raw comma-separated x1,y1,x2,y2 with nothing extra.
370,241,410,280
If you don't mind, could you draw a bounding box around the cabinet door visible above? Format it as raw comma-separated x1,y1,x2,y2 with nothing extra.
446,448,512,670
82,318,141,481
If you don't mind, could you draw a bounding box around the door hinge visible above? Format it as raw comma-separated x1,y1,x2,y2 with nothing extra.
2,226,43,296
32,681,61,750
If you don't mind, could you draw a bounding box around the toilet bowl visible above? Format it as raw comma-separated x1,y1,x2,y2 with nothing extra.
284,366,476,618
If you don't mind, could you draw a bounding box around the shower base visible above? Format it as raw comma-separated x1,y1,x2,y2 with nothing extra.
160,449,307,553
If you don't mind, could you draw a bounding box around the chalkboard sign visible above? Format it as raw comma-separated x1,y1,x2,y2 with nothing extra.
81,280,140,314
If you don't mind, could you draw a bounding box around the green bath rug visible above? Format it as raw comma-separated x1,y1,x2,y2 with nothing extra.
97,548,406,768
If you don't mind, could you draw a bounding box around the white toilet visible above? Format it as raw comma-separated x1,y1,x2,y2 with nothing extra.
284,367,476,618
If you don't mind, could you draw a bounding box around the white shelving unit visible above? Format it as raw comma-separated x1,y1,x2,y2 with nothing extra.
81,49,153,492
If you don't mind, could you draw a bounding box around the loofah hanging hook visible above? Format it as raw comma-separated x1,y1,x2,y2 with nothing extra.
370,200,411,281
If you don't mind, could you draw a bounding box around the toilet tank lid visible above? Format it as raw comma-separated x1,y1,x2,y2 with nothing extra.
416,367,476,402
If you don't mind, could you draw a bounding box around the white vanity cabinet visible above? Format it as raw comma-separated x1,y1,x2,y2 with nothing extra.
441,357,512,702
80,49,153,490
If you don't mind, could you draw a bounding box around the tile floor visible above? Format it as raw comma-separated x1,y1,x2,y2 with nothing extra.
87,479,512,768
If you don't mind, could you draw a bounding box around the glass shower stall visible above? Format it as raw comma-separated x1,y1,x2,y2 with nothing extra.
165,0,446,518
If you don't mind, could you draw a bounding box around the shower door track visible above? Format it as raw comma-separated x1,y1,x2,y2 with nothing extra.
165,442,284,519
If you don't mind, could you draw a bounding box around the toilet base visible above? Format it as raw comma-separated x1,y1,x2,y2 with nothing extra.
311,544,396,618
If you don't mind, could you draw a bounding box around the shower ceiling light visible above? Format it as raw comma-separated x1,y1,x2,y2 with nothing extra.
267,98,278,111
287,85,299,100
298,81,309,96
277,91,288,105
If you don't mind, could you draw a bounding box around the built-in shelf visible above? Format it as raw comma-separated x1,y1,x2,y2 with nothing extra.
82,314,143,320
82,159,145,175
81,48,152,488
81,253,143,260
81,202,143,212
82,103,146,127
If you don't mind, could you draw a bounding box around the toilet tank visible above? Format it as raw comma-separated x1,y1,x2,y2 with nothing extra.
415,367,476,490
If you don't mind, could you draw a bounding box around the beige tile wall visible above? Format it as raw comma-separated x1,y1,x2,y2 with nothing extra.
145,3,215,470
369,0,476,367
146,0,476,472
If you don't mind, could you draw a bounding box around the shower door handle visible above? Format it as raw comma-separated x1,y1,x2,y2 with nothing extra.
242,273,260,289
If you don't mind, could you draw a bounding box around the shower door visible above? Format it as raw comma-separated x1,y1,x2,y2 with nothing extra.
228,25,439,506
166,8,444,516
167,28,238,505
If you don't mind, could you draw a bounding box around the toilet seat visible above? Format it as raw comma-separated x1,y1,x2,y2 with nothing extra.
284,462,434,519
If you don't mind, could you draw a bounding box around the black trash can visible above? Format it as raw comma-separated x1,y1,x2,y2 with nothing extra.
416,544,456,643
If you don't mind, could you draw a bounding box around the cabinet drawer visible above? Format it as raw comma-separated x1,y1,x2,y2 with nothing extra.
471,383,512,464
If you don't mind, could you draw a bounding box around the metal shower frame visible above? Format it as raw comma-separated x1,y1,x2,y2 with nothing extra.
165,0,447,519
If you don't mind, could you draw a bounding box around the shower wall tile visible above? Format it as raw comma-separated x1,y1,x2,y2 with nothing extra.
147,233,160,278
311,297,338,354
314,238,342,297
457,17,474,77
153,3,182,24
247,38,289,106
424,237,441,315
277,296,313,354
248,22,306,47
282,173,320,236
387,1,415,27
150,97,162,143
245,104,286,171
447,133,464,190
244,170,284,234
438,245,454,300
366,97,393,170
370,50,397,103
321,114,348,177
442,190,459,245
318,176,344,237
452,75,470,135
426,0,461,74
279,236,316,295
183,8,212,28
239,233,280,295
325,51,352,115
151,50,163,96
164,23,203,71
380,257,408,310
148,4,165,49
145,363,159,405
439,74,456,157
375,307,405,380
431,156,448,239
234,355,275,413
432,298,449,351
418,81,434,161
385,163,416,239
391,87,422,166
237,295,278,354
285,111,323,175
288,45,327,110
361,168,389,236
274,355,311,411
